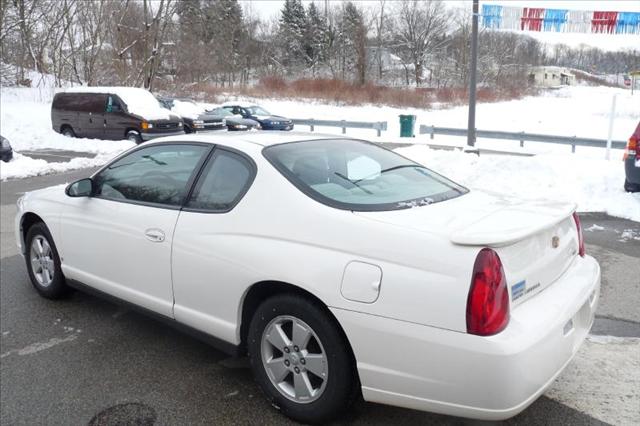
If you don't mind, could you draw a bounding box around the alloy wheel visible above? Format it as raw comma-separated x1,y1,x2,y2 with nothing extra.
29,235,55,287
260,315,328,404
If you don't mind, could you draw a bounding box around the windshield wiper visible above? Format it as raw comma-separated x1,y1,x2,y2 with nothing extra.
353,164,423,184
334,172,373,194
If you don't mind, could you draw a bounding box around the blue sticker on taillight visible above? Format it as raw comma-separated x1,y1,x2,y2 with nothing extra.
511,280,526,301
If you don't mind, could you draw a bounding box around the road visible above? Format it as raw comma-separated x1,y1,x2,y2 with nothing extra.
1,169,638,426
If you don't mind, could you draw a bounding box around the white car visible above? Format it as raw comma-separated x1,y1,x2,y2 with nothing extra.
15,132,600,424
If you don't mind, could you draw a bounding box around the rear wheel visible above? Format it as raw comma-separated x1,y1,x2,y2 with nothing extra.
248,294,358,424
61,126,75,138
25,222,70,299
624,179,640,193
126,130,143,144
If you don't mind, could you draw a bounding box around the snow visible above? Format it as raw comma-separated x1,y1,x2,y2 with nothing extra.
63,86,174,120
171,100,204,120
1,82,638,221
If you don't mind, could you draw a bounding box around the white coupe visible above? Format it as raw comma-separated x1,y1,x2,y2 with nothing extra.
15,132,600,424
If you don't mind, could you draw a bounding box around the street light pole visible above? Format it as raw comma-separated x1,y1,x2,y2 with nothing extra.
467,0,479,147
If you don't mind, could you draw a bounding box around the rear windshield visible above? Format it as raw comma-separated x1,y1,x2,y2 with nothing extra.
263,139,468,211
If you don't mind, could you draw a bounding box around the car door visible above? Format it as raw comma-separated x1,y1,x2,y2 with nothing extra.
58,143,211,317
84,94,107,138
104,95,127,140
171,147,257,342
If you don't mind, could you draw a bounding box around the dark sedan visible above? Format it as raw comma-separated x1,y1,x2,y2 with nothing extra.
222,103,293,131
158,97,226,133
206,107,260,131
1,136,13,162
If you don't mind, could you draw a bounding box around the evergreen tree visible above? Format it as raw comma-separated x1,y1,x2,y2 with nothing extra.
278,0,307,69
342,2,367,84
305,2,327,70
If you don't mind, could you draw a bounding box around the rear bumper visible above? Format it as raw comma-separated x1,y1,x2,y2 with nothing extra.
625,157,640,184
141,130,185,141
332,255,600,420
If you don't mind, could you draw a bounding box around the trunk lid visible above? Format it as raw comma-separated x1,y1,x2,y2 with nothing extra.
354,191,580,306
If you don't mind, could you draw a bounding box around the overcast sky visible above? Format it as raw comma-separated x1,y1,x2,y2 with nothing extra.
240,0,640,51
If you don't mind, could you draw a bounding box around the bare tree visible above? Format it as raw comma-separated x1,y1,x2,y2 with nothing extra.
392,0,448,86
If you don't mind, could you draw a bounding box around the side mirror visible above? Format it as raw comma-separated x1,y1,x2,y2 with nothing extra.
66,178,94,197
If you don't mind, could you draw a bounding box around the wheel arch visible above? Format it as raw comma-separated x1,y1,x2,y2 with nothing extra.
19,212,45,254
125,127,140,138
60,124,73,133
238,281,359,371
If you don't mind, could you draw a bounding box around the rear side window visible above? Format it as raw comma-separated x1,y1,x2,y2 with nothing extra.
94,144,208,207
186,149,254,212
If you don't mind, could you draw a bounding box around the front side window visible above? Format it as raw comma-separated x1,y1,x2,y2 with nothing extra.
94,144,208,206
186,149,254,211
263,139,468,212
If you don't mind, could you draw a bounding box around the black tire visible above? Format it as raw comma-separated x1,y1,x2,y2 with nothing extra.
248,293,359,424
61,125,76,138
126,130,143,144
624,179,640,193
25,222,70,299
183,125,193,134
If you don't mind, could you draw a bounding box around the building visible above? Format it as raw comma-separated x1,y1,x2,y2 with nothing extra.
528,66,575,87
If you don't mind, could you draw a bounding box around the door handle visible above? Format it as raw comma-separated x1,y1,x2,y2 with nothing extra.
144,228,165,243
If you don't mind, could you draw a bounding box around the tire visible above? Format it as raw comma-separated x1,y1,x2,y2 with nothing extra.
624,179,640,193
248,294,359,424
126,130,143,144
61,126,76,138
183,125,193,134
25,222,70,299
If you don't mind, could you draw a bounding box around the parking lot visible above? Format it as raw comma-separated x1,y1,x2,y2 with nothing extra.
1,168,639,426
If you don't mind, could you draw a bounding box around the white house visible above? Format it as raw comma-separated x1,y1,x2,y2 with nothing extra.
528,66,575,87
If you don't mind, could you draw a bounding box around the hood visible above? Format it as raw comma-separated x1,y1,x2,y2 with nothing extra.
355,190,576,247
254,115,289,122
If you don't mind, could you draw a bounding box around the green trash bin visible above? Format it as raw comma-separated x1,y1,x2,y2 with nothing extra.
399,114,416,138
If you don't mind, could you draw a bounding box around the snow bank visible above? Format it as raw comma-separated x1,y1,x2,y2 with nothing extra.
1,152,116,180
395,145,640,222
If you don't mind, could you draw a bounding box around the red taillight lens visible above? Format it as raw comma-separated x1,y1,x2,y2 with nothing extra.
466,248,509,336
628,136,637,153
573,212,585,257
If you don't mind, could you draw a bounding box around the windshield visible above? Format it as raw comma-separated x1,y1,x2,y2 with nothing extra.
246,106,270,116
210,108,233,117
263,139,468,211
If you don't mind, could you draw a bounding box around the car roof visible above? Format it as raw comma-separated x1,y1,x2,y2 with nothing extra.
151,131,355,149
221,101,258,108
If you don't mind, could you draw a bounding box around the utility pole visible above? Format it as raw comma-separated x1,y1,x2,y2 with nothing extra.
467,0,479,147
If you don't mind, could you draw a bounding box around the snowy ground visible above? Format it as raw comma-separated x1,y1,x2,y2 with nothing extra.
0,83,638,220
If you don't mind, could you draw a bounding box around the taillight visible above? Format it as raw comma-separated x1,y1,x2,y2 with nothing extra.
625,136,638,160
466,248,509,336
572,212,585,257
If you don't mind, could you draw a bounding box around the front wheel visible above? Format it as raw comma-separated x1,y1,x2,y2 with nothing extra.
126,130,143,144
25,222,70,299
248,294,359,424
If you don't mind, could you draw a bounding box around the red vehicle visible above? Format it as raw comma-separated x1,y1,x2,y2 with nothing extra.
624,121,640,192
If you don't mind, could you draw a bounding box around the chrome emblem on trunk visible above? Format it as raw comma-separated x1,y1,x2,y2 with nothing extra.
551,236,560,248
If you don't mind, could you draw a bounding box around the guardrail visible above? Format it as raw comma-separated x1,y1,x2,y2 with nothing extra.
292,118,388,137
419,125,627,152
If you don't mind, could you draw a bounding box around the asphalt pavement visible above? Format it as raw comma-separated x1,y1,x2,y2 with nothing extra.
1,168,638,426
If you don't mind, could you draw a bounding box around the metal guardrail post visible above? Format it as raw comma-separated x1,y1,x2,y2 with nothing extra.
341,120,346,134
520,132,524,148
310,120,314,132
